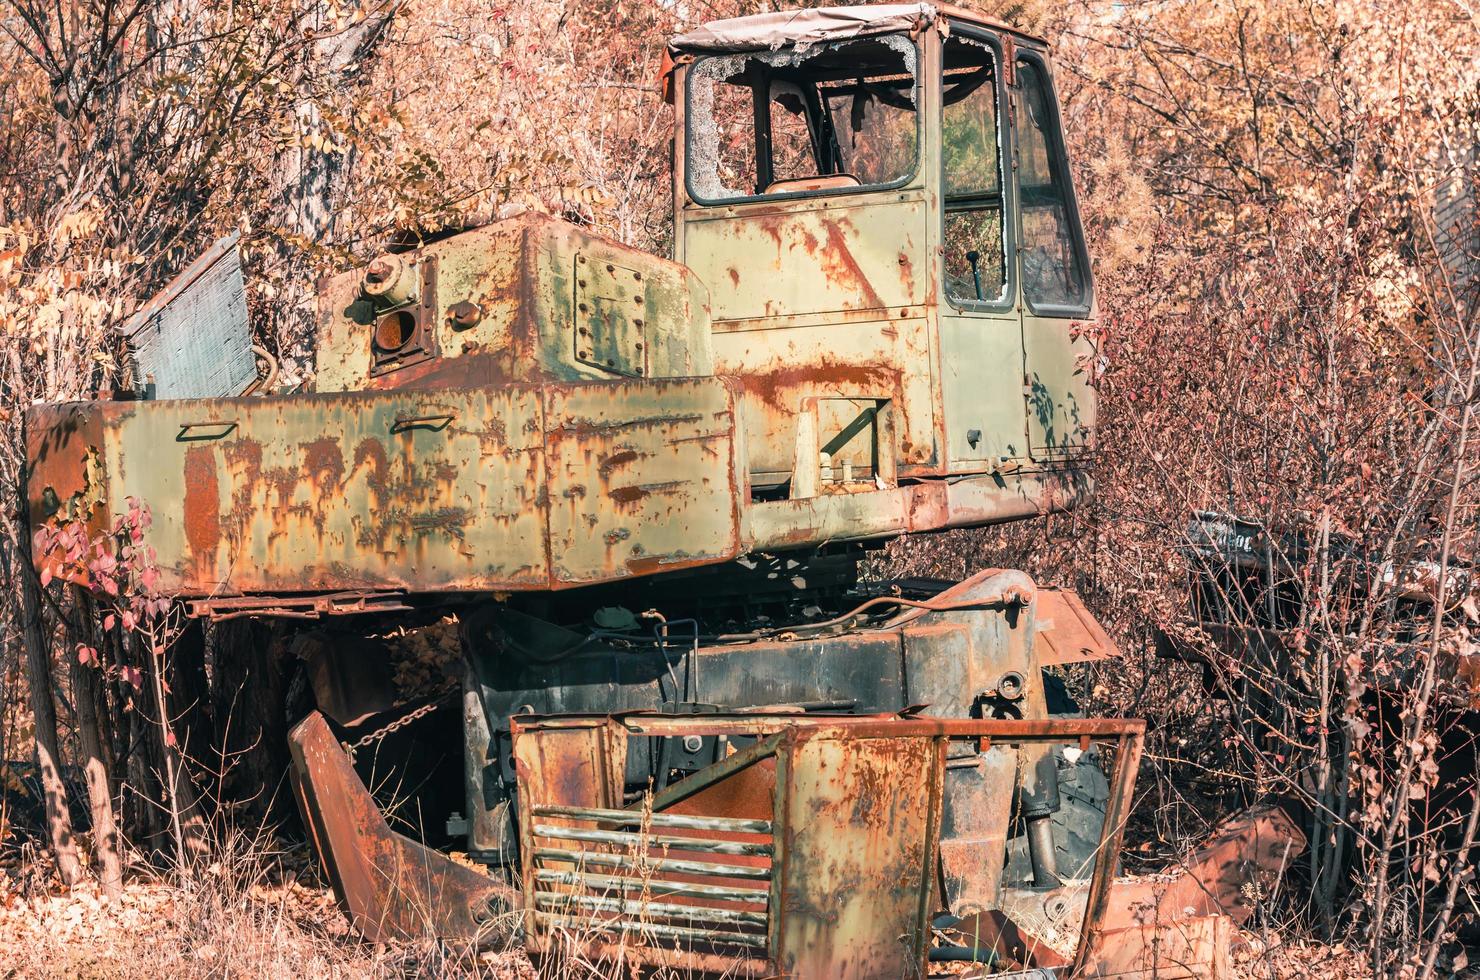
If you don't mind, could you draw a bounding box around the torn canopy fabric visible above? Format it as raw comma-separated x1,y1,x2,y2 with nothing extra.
669,3,937,54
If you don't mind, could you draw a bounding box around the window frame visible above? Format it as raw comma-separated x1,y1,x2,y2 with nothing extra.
939,23,1017,316
682,37,924,208
1012,48,1094,319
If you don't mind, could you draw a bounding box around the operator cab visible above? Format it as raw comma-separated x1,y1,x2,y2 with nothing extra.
667,5,1095,527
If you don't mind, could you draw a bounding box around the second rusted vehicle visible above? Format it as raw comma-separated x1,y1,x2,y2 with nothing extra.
25,4,1258,977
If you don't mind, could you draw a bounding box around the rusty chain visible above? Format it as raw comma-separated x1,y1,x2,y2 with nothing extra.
344,688,458,760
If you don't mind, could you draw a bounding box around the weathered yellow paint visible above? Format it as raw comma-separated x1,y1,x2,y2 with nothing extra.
29,379,742,596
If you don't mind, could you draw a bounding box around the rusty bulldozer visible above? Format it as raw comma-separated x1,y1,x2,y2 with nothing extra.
24,5,1299,977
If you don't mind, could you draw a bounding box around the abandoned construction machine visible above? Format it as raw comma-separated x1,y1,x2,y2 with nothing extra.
23,5,1273,977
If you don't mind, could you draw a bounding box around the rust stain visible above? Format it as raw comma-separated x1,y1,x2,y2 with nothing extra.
25,406,98,532
624,554,672,575
352,438,389,496
220,437,263,539
182,446,221,571
738,360,904,413
409,508,470,537
817,218,885,310
302,437,346,491
359,353,507,391
755,213,786,253
597,449,640,477
608,486,647,505
748,213,886,310
607,481,685,506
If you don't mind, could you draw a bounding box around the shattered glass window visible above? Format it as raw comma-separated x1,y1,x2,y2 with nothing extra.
1014,57,1088,311
687,37,919,202
942,34,1007,306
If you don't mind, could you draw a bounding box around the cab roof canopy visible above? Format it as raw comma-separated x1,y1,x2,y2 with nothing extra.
667,3,1044,56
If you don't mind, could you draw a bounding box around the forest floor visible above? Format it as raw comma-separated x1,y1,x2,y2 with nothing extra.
0,842,534,979
0,841,1374,980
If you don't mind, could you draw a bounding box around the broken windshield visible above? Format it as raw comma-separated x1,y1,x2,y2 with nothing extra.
686,36,919,203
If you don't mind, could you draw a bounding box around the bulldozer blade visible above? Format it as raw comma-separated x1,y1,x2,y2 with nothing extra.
288,711,515,943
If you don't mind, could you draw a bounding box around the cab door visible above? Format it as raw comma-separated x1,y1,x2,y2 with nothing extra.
1011,52,1095,459
935,28,1030,471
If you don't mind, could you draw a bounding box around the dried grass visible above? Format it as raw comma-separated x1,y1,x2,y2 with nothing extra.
0,828,535,979
0,823,1384,980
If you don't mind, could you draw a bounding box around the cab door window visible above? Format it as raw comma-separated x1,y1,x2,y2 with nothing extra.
686,37,919,203
942,34,1010,308
1013,56,1090,313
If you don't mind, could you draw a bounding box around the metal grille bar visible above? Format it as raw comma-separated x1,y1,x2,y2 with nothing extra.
535,891,769,927
532,847,773,880
533,823,773,857
533,911,768,949
532,868,770,904
531,804,772,835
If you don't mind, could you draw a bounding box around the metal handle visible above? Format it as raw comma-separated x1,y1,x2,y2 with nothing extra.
177,420,238,441
390,413,455,434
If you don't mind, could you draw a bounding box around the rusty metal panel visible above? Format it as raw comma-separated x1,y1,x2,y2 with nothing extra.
545,378,743,586
28,376,745,597
287,712,511,942
684,195,927,321
512,723,625,816
511,721,627,957
716,313,939,484
315,213,713,394
900,621,975,713
938,305,1032,468
543,222,714,381
1036,586,1119,665
773,730,942,979
106,387,546,594
1104,806,1306,930
508,712,1153,978
940,468,1092,528
685,187,939,484
514,717,775,973
573,255,648,377
315,221,524,392
1077,914,1232,979
939,746,1016,913
26,402,108,539
745,485,912,550
1024,301,1097,460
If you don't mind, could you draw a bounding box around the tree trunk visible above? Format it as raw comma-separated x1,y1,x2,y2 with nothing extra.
68,589,124,900
16,562,84,885
71,647,123,899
